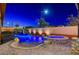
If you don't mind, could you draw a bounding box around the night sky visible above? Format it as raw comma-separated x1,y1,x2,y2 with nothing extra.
3,3,78,27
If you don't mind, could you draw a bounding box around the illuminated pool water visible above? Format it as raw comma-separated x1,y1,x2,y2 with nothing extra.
13,34,69,48
13,34,66,48
14,34,44,44
14,34,65,44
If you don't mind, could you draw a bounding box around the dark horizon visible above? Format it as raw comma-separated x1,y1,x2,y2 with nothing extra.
3,3,78,27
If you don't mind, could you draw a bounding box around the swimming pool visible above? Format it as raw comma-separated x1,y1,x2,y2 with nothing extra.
14,34,44,44
14,34,65,44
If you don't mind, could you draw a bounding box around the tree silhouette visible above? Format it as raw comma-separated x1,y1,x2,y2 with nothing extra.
37,18,49,27
15,24,19,28
67,14,78,26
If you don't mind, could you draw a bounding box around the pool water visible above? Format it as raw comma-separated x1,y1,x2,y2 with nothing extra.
15,34,44,44
14,34,65,47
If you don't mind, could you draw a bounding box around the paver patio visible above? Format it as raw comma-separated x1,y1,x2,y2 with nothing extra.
0,41,71,55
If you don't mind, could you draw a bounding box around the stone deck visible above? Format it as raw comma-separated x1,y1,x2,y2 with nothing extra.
0,41,71,55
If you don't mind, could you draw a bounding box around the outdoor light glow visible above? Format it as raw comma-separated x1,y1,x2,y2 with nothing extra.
44,9,48,14
7,22,9,25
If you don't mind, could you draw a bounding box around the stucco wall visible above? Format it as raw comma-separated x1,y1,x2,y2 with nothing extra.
50,26,78,35
1,26,78,36
29,26,78,36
